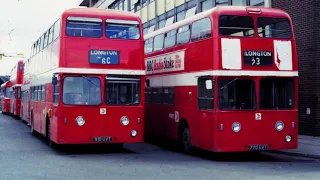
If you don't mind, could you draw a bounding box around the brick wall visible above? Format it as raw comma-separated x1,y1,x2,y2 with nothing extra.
272,0,320,136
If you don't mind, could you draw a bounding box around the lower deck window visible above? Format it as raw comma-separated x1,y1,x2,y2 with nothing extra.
260,78,294,109
62,76,101,105
105,76,140,106
218,79,256,110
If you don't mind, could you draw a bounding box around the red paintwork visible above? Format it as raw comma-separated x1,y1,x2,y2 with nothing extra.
22,8,145,145
0,81,13,114
144,6,298,152
9,60,24,117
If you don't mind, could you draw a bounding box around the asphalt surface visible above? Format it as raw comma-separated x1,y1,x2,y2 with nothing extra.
0,113,319,180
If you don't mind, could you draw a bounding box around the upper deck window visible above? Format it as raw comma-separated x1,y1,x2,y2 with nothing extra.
106,19,140,40
191,18,212,41
219,15,254,37
257,17,292,38
66,16,102,38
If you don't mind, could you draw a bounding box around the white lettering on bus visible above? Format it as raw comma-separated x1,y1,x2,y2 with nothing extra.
244,51,272,57
90,50,118,56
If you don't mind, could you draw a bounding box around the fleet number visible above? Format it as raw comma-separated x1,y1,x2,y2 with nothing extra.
251,57,261,65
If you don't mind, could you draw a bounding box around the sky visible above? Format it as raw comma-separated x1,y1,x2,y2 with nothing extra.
0,0,80,75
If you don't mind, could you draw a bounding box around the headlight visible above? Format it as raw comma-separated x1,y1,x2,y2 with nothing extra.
232,122,241,132
131,130,137,137
275,121,284,131
76,116,85,126
120,116,129,126
285,135,292,142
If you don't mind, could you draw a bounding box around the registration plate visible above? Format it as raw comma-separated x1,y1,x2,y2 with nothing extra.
248,144,268,151
93,137,112,142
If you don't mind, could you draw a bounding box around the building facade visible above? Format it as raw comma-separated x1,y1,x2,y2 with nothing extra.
78,0,320,136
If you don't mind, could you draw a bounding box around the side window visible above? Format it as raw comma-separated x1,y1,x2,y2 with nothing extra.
53,19,61,41
164,29,176,48
198,77,214,110
40,35,45,50
163,87,175,105
145,87,152,103
191,18,212,42
42,85,46,101
48,26,54,44
38,86,42,101
177,25,190,45
153,34,164,51
144,38,154,54
151,87,163,104
43,32,48,48
53,80,60,104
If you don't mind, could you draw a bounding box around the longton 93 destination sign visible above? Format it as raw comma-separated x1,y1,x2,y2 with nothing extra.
145,50,185,75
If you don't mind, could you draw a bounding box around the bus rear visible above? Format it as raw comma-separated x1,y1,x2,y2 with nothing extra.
51,8,145,146
0,81,13,115
213,6,298,152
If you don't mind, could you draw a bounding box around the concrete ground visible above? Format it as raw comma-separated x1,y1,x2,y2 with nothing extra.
0,113,319,180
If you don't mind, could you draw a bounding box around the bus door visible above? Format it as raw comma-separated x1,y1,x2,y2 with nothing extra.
197,77,214,150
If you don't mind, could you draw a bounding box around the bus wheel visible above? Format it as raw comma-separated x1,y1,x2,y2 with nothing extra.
179,126,193,153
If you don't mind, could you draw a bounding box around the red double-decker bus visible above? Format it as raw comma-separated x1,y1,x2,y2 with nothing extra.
8,60,24,118
0,81,13,115
24,8,145,148
21,59,31,125
144,6,298,153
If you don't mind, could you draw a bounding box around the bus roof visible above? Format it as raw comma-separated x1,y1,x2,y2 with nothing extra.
144,6,291,39
63,8,141,20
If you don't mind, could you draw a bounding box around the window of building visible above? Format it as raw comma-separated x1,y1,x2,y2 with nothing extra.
202,0,213,12
216,0,228,6
148,25,156,34
191,18,212,41
124,0,128,11
232,0,246,5
250,0,264,6
219,15,254,37
185,6,197,19
177,11,186,22
165,16,175,27
158,20,166,29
